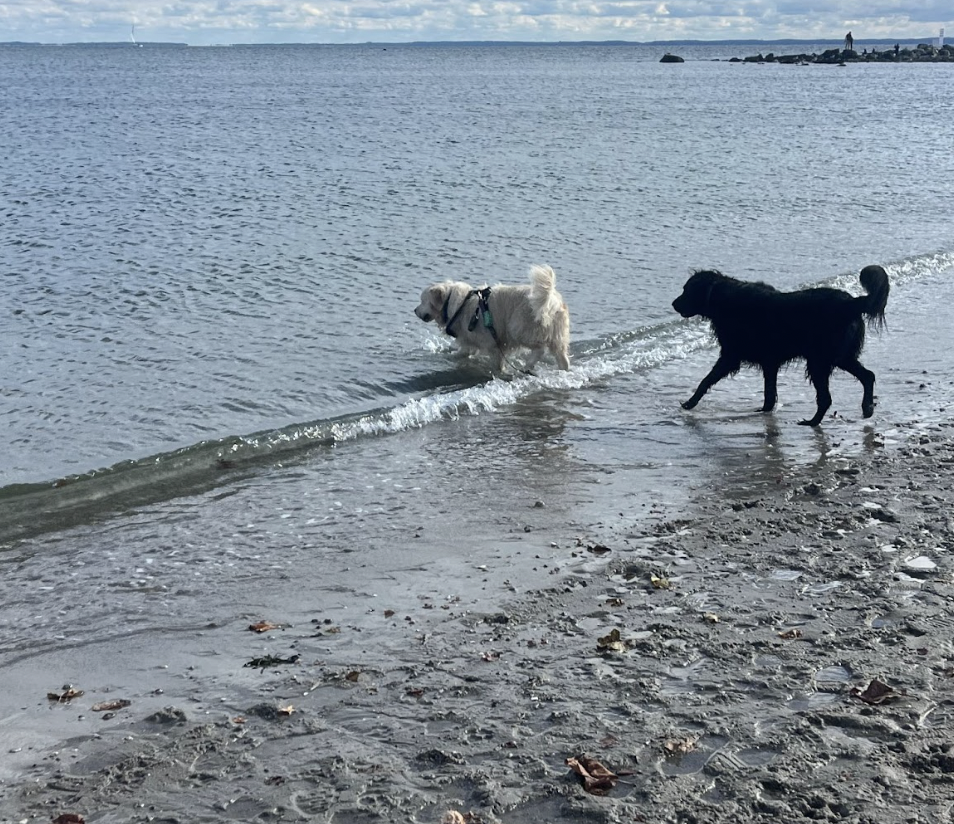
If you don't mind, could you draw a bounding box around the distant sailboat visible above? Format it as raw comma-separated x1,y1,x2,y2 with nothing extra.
130,24,143,47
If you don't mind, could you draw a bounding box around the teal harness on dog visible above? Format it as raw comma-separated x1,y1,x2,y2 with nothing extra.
441,287,499,344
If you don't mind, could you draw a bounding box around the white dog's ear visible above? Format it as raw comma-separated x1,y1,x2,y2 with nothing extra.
431,283,449,305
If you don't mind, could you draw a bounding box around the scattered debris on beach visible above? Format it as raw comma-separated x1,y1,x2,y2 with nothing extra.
91,699,131,712
565,754,623,795
850,678,906,705
243,653,300,670
663,736,701,757
248,620,285,633
47,685,84,702
11,424,954,824
596,627,628,653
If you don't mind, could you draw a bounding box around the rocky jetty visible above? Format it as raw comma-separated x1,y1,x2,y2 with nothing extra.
734,42,954,65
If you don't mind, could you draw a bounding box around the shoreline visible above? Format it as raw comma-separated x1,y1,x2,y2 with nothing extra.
3,417,954,822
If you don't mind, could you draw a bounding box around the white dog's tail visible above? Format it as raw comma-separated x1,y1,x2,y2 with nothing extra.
528,264,563,327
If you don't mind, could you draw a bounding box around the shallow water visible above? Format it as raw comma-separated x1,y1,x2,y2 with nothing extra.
3,262,954,686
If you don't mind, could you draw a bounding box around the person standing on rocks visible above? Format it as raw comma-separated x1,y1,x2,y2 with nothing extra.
845,31,854,51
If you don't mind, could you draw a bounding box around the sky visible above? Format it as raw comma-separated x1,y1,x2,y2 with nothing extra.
1,0,949,47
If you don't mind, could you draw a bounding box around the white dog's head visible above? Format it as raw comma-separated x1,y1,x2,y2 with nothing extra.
414,283,452,325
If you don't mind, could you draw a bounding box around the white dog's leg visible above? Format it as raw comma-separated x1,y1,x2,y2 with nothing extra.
522,349,543,373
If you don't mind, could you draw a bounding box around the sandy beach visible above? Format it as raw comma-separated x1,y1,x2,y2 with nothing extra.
3,418,954,824
5,36,954,824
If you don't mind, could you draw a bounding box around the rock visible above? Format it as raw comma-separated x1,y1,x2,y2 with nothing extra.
737,43,954,65
146,707,188,725
660,53,685,63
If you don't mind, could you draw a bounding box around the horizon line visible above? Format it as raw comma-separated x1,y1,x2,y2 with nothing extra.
1,36,942,48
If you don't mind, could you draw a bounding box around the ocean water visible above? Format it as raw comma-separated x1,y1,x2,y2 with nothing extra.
1,44,953,699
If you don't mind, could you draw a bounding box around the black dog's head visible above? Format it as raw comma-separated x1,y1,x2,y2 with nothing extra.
672,270,725,319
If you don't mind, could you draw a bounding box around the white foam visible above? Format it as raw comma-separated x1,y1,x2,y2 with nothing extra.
322,321,714,444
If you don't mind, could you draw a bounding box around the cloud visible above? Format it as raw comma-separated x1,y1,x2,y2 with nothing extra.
0,0,947,44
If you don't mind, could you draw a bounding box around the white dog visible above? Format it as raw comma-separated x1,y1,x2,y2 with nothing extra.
414,264,571,373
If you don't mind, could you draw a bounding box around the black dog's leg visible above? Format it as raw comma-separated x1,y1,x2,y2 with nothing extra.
760,365,780,412
682,356,740,410
800,362,834,427
838,359,877,418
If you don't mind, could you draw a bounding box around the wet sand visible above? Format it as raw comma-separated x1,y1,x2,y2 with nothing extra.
3,419,954,823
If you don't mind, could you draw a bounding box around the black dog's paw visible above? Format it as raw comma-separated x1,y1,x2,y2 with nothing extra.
862,401,875,418
681,399,698,411
797,418,822,427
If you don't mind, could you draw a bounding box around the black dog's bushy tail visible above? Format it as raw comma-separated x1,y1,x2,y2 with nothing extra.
858,264,890,330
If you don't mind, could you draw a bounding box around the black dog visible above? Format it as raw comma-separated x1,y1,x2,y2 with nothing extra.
672,266,889,427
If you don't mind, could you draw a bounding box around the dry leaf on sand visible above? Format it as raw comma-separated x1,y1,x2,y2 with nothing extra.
850,678,904,705
248,621,283,633
565,754,619,795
